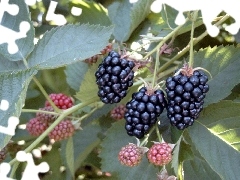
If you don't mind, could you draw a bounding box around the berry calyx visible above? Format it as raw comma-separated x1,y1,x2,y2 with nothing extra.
48,120,75,142
118,143,145,167
166,64,209,130
84,54,99,64
124,86,167,139
26,117,49,136
147,142,172,166
36,106,56,123
100,43,113,55
95,51,135,104
110,104,127,120
45,93,74,110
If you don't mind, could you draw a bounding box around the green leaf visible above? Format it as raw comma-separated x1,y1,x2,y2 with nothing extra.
183,157,221,180
188,101,240,179
65,61,89,91
0,54,26,73
99,120,158,179
65,137,75,178
108,0,154,42
0,68,37,149
82,104,115,126
171,136,193,175
61,123,101,172
0,0,34,61
194,45,240,106
41,144,66,180
69,0,111,26
75,63,98,102
28,24,113,69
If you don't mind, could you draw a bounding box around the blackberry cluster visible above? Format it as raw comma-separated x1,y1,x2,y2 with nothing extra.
95,51,135,104
124,87,167,139
166,70,209,130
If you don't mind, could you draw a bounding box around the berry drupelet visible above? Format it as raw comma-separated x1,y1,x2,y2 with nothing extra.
166,64,209,130
95,51,135,104
124,86,167,139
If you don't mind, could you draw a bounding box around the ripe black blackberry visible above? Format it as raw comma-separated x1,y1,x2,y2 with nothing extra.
166,64,209,130
95,51,135,104
124,86,167,139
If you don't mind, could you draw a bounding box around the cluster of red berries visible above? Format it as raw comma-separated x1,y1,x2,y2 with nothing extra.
118,142,173,167
26,93,75,142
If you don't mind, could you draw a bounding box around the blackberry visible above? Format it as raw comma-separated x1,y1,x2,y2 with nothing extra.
166,65,209,130
95,51,135,104
124,87,167,139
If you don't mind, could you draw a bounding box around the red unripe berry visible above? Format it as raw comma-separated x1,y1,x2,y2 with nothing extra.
147,142,172,166
118,143,143,167
110,104,127,120
26,117,48,136
0,147,7,162
36,106,56,123
48,120,75,142
45,93,74,109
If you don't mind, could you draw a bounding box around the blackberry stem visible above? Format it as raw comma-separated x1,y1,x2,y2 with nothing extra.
158,14,230,73
155,123,162,142
32,76,60,113
143,18,189,60
21,109,76,119
139,126,155,147
22,109,58,115
178,161,184,180
152,46,160,87
189,11,198,67
9,96,99,167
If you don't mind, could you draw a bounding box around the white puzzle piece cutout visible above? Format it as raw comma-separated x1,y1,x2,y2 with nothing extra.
46,1,66,25
0,99,19,136
0,116,19,136
151,0,240,37
0,100,9,111
0,163,15,180
16,151,50,180
24,0,37,6
0,0,30,54
0,0,19,22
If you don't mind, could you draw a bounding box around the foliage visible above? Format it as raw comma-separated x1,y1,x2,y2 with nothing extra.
1,0,240,179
